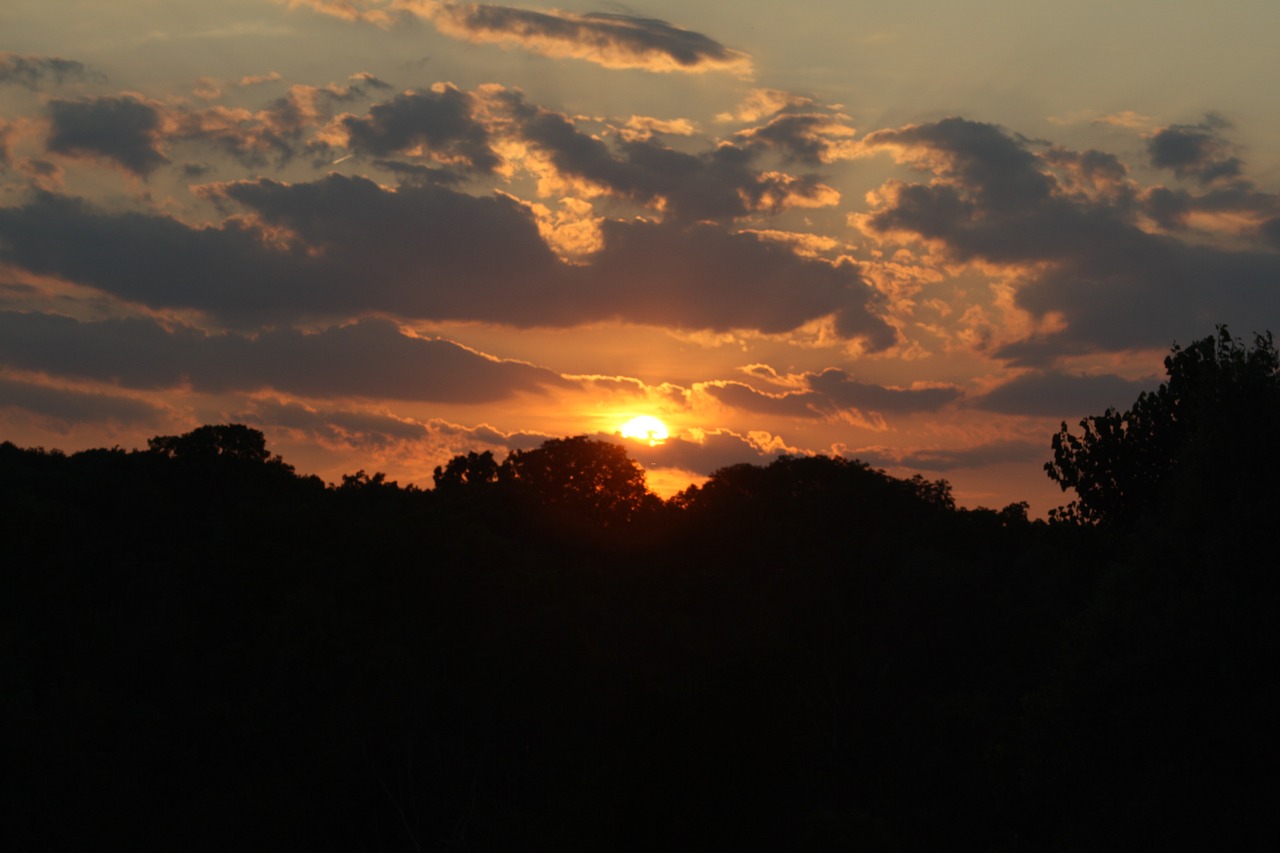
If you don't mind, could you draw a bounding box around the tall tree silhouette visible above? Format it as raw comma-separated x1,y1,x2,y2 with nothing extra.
498,436,655,528
1045,327,1279,526
148,423,275,463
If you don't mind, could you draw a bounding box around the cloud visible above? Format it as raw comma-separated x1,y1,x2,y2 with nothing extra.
735,112,858,165
241,398,554,467
582,218,892,344
503,93,839,221
716,89,814,124
699,369,960,420
805,368,961,414
0,176,892,345
1147,114,1243,185
337,84,500,170
858,116,1280,360
0,53,98,90
46,96,168,176
699,381,820,418
617,427,788,475
279,0,404,27
405,2,751,74
0,375,162,425
44,85,371,176
0,311,571,403
851,440,1045,472
972,370,1154,418
237,398,441,446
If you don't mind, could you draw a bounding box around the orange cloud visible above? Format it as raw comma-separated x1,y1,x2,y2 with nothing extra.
279,0,401,27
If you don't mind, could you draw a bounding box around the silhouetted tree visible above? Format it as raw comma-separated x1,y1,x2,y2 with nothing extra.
148,423,275,464
498,436,654,527
432,449,500,492
1045,326,1279,526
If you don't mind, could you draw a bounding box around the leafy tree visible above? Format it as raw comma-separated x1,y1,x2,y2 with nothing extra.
1045,327,1279,526
498,436,654,527
148,423,275,464
432,450,500,492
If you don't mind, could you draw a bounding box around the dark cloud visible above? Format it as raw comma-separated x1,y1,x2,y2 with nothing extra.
422,4,750,74
371,159,466,186
585,217,890,342
0,375,161,425
735,112,856,165
1147,114,1243,184
349,71,392,90
866,118,1056,217
615,429,786,475
46,96,167,176
1140,184,1278,231
341,86,499,171
0,311,571,403
806,368,961,414
506,95,836,221
700,381,820,418
0,121,13,168
1262,216,1280,250
0,177,891,344
861,117,1280,361
0,53,98,90
701,369,959,419
853,440,1045,472
44,85,369,176
237,398,434,446
973,370,1154,418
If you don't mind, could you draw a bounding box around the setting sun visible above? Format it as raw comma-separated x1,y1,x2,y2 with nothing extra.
619,415,669,446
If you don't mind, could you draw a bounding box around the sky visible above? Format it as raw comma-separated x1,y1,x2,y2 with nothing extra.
2,0,1278,514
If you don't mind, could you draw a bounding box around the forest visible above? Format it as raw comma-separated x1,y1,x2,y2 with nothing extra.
4,329,1277,850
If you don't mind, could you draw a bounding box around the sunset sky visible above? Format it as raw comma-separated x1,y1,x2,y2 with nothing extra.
3,0,1278,513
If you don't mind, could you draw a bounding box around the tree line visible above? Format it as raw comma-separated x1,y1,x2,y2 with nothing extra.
4,328,1276,850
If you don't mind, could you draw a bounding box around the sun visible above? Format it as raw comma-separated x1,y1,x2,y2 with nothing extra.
619,415,669,446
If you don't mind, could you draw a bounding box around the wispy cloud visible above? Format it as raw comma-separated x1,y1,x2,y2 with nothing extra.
403,2,751,74
0,52,100,90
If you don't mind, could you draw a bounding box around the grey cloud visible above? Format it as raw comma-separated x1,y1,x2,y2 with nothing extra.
0,375,161,425
1147,114,1243,185
341,86,499,171
47,96,167,176
371,159,466,186
426,4,749,73
507,96,831,221
0,311,571,403
0,53,98,90
701,369,959,419
806,368,961,414
1262,217,1280,249
585,218,893,345
1141,184,1278,231
237,398,432,446
700,381,820,418
0,177,891,345
861,117,1280,360
867,118,1056,216
973,370,1154,418
349,72,393,90
853,440,1045,472
735,113,853,165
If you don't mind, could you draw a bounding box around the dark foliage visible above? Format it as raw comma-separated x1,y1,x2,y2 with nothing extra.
4,353,1277,853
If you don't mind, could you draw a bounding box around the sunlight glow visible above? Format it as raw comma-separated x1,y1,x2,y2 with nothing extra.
619,415,669,446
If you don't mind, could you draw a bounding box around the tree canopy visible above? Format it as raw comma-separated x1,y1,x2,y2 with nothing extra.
1045,327,1279,526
